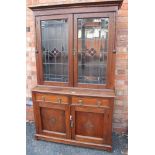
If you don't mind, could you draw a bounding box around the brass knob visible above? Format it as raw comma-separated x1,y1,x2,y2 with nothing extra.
42,96,45,102
97,100,101,107
78,99,83,105
57,98,62,104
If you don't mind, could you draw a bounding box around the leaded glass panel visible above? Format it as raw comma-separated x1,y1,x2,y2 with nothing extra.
41,19,68,82
77,18,109,84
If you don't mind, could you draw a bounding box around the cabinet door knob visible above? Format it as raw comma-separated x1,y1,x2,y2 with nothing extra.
78,99,83,105
42,96,45,102
97,100,101,107
57,98,62,104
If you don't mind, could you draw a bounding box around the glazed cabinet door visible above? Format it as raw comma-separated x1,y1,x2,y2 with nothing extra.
70,105,112,145
32,93,71,139
36,14,73,86
73,12,115,89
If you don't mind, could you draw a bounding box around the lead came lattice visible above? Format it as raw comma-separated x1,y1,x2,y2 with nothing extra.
86,48,96,57
50,48,61,57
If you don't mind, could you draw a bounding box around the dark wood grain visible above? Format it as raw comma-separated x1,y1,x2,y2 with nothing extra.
36,100,70,139
32,89,114,150
32,85,115,98
35,134,112,151
31,1,119,151
28,0,122,11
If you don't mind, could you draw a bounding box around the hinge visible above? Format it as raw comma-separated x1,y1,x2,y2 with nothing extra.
113,49,116,54
35,49,38,54
70,115,74,128
72,49,76,56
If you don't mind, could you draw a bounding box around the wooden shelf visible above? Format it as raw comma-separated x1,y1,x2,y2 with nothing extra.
32,85,115,98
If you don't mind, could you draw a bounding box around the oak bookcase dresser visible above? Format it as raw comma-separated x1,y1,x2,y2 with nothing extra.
30,0,123,151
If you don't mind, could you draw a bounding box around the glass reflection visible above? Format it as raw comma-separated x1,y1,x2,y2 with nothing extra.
41,19,68,82
77,18,109,84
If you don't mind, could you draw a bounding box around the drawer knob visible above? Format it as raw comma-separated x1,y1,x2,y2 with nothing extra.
57,98,62,104
78,99,83,105
42,96,45,102
97,101,101,107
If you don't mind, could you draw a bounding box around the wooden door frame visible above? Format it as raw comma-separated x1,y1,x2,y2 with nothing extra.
70,104,112,144
73,12,115,89
35,14,74,87
33,100,71,139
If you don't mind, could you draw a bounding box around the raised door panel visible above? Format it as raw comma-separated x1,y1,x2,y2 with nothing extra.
41,107,65,133
71,105,112,145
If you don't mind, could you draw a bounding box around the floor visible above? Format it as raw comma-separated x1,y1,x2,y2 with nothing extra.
26,122,128,155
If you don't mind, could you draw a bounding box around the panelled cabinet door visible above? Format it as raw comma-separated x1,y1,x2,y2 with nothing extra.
71,105,112,145
74,12,115,89
33,100,71,139
36,14,73,86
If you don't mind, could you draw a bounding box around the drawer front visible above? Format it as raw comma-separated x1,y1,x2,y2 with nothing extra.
35,93,68,104
72,96,111,107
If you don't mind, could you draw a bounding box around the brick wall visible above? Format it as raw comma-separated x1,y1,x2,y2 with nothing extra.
114,0,128,133
26,0,128,134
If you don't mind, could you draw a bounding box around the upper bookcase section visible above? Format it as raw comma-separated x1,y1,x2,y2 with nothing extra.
28,0,123,89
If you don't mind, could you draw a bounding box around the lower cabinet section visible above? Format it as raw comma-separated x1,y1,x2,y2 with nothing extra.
32,86,114,151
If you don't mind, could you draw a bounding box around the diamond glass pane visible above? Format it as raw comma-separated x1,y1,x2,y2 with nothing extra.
77,18,109,84
41,19,68,82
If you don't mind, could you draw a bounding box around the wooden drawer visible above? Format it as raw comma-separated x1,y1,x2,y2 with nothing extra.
72,96,111,107
35,93,68,104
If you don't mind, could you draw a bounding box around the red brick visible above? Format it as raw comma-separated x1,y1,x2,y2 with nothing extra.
117,22,128,29
125,80,128,85
117,17,128,23
115,99,124,106
116,79,124,85
118,10,128,17
113,127,128,134
120,3,128,10
115,61,128,69
116,53,128,60
116,47,128,53
123,0,128,3
113,118,122,123
32,0,39,5
27,0,33,5
115,75,127,81
117,40,128,47
117,69,126,75
115,95,128,101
